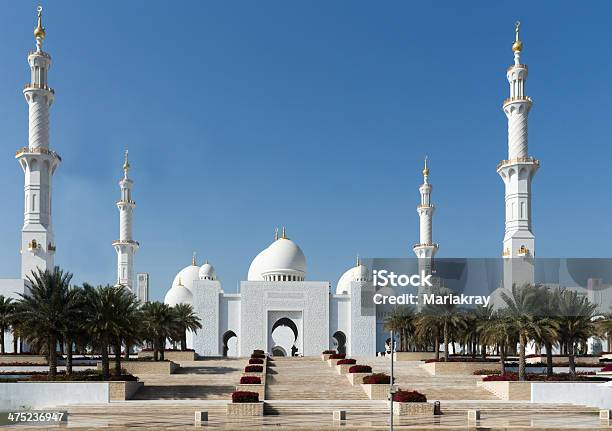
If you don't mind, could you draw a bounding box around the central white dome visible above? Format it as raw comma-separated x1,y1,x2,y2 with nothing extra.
247,236,307,282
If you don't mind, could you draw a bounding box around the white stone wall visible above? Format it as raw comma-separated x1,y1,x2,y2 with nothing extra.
239,281,329,356
349,281,376,356
0,382,110,409
191,280,222,357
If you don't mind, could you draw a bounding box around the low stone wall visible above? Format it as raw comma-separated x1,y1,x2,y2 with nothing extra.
477,381,531,400
327,358,345,367
0,355,47,365
236,384,265,400
347,372,372,386
137,350,196,361
362,384,389,400
97,360,178,375
420,361,500,376
226,402,264,416
526,355,601,365
321,353,333,361
531,382,612,409
391,401,435,416
109,381,144,401
394,352,436,361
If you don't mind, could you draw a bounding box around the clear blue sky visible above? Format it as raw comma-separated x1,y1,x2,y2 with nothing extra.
1,1,611,301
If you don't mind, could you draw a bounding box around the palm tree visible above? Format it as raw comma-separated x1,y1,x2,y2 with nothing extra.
500,284,540,381
438,303,466,362
171,304,202,351
557,288,597,377
595,311,612,353
479,311,515,375
414,309,441,360
384,308,415,352
533,286,561,377
110,287,141,375
0,296,14,354
14,267,80,377
141,301,177,361
62,286,86,375
82,284,130,379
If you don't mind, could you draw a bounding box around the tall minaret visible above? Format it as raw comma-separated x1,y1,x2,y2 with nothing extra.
497,22,539,287
497,23,539,261
113,151,139,291
413,157,438,271
17,7,60,279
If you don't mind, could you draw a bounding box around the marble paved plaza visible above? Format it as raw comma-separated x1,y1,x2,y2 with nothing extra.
6,357,610,430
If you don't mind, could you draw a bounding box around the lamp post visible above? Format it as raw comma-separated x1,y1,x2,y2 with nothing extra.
389,330,397,431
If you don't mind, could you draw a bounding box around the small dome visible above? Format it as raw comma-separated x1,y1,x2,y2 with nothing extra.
172,264,200,292
164,281,193,306
199,261,216,280
247,234,306,282
336,261,371,295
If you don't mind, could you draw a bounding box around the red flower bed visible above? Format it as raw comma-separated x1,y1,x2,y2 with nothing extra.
363,373,391,384
232,391,259,403
249,358,264,365
253,349,264,355
393,390,427,403
473,369,502,376
322,350,336,354
329,354,346,359
251,353,265,359
601,365,612,372
245,365,263,373
336,359,357,365
240,376,261,384
348,365,372,373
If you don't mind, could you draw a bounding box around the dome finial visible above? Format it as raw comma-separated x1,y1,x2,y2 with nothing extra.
512,21,523,53
178,277,183,286
423,155,429,177
34,5,45,51
274,227,279,241
192,252,197,266
282,226,287,239
356,254,361,267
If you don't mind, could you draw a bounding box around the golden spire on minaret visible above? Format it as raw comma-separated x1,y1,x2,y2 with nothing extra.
512,21,523,53
34,6,45,40
123,150,130,178
423,156,429,178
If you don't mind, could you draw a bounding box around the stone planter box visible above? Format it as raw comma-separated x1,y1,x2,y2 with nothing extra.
336,363,356,375
477,381,531,401
327,358,345,367
321,353,334,361
0,355,47,365
602,353,612,360
226,402,264,416
347,372,372,386
137,350,196,361
390,401,435,416
236,384,265,400
97,360,179,375
242,372,265,379
420,361,499,376
525,355,601,365
362,384,389,400
394,352,436,361
109,381,144,401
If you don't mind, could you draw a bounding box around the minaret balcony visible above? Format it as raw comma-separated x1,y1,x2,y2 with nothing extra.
23,83,54,94
28,50,51,59
502,95,531,107
112,239,140,246
517,245,530,257
27,239,41,252
496,157,539,170
507,63,528,71
15,146,62,161
413,243,439,249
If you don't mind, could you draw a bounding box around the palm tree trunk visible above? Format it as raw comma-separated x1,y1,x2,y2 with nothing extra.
153,338,159,361
181,333,187,351
518,332,526,382
434,330,440,360
124,343,131,359
500,343,506,375
48,335,57,378
65,338,73,375
101,345,110,380
443,322,449,362
12,333,18,353
114,341,122,376
545,341,553,377
159,337,165,360
568,338,576,377
0,328,5,354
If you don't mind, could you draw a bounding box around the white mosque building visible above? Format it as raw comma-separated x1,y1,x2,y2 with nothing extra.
1,10,609,356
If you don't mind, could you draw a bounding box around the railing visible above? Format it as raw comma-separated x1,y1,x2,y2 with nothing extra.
23,83,54,94
413,243,439,249
496,157,540,170
416,204,435,209
507,64,528,71
503,95,531,106
15,146,62,161
112,239,140,246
